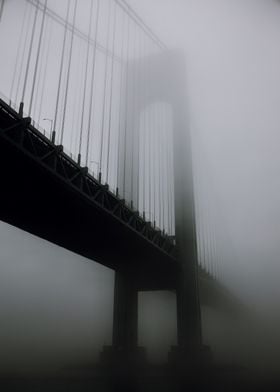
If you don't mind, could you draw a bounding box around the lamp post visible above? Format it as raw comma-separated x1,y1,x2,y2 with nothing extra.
42,118,54,142
90,160,100,178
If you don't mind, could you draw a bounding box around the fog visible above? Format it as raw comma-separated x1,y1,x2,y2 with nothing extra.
129,0,280,310
1,0,280,378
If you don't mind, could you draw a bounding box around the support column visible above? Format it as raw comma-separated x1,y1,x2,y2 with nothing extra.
100,271,145,365
112,271,138,350
172,103,203,352
176,263,201,349
168,53,211,364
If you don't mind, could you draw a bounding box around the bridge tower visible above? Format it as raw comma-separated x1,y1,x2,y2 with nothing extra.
111,50,204,362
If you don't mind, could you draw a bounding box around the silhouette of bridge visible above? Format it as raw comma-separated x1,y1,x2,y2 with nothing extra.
0,0,237,364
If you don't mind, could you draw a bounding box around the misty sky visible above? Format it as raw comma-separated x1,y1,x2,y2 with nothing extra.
127,0,280,311
0,0,280,372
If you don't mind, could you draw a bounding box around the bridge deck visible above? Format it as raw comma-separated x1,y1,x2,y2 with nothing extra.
0,99,179,290
0,99,241,311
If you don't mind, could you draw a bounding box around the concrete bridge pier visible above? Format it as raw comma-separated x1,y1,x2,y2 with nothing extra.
100,271,145,366
112,271,138,350
169,267,212,366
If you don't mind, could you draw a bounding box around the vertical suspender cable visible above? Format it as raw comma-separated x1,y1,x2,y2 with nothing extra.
196,203,201,267
215,221,220,279
213,221,218,278
151,91,157,226
116,9,125,192
165,110,169,232
78,0,94,165
160,106,164,230
129,18,137,206
204,204,209,273
15,4,32,106
155,107,161,228
209,220,215,278
142,109,146,216
202,208,207,270
168,114,172,233
165,111,171,234
199,182,206,270
212,212,218,278
28,0,48,116
212,213,217,278
106,0,117,183
206,206,213,275
60,0,78,145
86,0,100,167
21,0,39,105
135,25,140,210
205,203,211,273
37,18,53,125
218,226,222,280
210,217,215,277
199,182,207,271
122,10,130,195
192,140,200,265
34,16,49,121
161,107,165,230
158,108,161,227
53,0,71,140
171,119,175,236
193,162,203,267
169,116,173,235
195,127,208,270
148,71,152,222
74,53,86,158
147,43,154,221
168,128,172,234
100,0,112,179
164,108,168,231
70,40,83,154
158,110,162,228
215,212,221,279
153,81,159,226
142,34,147,216
149,108,152,222
160,107,164,230
9,1,28,102
164,108,168,232
154,105,158,225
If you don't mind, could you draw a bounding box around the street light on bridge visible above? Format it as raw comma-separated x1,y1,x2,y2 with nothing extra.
42,118,53,140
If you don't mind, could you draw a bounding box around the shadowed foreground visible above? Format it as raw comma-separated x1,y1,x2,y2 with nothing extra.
0,363,279,392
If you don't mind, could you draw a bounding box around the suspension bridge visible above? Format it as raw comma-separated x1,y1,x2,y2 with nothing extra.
0,0,238,366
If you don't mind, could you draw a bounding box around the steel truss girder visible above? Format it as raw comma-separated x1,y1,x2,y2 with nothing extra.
0,99,177,259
